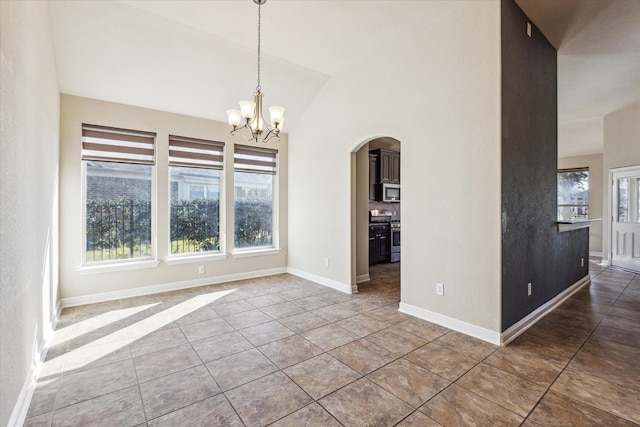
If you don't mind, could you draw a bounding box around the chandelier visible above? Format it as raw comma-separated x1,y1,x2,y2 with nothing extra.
226,0,284,143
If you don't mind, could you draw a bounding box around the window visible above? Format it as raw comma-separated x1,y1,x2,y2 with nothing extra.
558,168,589,220
82,124,156,263
616,177,640,223
169,135,224,254
234,145,277,249
187,185,218,201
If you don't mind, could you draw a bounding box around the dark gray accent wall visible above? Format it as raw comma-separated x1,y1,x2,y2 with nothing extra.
501,0,589,331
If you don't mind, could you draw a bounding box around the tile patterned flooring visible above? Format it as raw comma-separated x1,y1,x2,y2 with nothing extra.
25,260,640,426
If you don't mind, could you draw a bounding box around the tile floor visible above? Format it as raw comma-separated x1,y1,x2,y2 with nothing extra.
24,260,640,426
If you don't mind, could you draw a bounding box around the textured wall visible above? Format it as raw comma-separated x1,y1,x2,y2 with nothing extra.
289,1,503,332
501,0,589,331
0,1,60,424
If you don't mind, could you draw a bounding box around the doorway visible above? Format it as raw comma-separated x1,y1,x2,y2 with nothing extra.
351,137,401,294
610,165,640,273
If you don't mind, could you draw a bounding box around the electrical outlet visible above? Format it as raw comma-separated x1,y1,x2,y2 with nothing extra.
324,257,330,267
581,257,584,267
527,282,532,296
436,282,444,296
198,265,205,274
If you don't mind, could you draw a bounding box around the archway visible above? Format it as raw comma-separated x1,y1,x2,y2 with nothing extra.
350,136,401,294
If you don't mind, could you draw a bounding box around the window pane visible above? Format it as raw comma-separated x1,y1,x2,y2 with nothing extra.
618,178,629,222
234,171,273,249
188,185,205,200
85,161,152,262
557,170,589,220
170,166,221,254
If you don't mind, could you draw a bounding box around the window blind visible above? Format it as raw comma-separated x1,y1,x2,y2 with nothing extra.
169,135,224,170
82,124,156,165
234,145,277,175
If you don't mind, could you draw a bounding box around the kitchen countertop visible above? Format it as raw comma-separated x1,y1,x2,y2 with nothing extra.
557,218,601,232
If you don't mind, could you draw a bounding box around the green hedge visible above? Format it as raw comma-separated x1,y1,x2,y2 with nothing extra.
86,198,272,258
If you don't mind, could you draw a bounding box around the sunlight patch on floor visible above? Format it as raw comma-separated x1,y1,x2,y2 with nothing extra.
60,289,235,371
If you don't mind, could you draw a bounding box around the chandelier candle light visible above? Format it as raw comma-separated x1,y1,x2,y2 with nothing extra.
226,0,284,143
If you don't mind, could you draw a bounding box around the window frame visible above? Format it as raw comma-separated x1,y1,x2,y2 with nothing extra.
232,145,279,254
557,167,589,221
167,134,225,259
80,124,158,269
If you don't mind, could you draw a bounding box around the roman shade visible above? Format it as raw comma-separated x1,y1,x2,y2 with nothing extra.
169,135,224,170
234,145,277,175
82,124,156,165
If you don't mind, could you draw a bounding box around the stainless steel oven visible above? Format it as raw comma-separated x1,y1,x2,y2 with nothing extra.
390,222,400,262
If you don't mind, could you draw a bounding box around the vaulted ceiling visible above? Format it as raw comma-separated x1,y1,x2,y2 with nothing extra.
49,0,639,156
516,0,640,125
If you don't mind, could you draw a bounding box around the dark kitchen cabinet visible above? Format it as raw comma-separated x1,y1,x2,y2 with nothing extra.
390,151,400,184
369,223,390,264
369,154,377,201
370,149,400,185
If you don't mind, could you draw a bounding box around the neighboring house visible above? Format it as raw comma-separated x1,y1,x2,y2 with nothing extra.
86,162,152,200
86,161,218,202
87,161,267,202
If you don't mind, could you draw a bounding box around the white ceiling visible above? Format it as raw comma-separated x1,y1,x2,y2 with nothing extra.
49,1,640,155
516,0,640,126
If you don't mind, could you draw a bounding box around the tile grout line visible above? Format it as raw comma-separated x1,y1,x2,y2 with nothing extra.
31,264,637,426
519,267,637,425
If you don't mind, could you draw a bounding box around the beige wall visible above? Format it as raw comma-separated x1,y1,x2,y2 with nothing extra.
558,117,603,158
0,1,60,424
59,95,288,302
354,143,370,281
289,1,502,334
558,154,604,255
602,104,640,263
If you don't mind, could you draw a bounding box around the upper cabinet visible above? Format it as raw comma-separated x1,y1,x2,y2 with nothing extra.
369,154,378,201
371,149,400,185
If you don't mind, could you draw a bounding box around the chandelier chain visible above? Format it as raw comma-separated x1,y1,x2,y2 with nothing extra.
226,0,283,143
256,1,261,92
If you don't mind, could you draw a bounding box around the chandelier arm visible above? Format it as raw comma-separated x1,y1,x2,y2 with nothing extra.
245,119,257,141
262,127,281,143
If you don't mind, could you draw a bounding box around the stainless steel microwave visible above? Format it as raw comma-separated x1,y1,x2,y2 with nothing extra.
381,183,400,202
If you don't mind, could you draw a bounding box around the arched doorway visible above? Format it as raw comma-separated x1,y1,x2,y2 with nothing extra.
350,137,401,297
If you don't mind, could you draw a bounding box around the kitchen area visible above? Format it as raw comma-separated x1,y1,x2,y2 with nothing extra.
368,148,400,266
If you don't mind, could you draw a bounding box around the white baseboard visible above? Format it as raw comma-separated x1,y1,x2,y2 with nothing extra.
60,266,356,309
60,267,288,308
398,302,502,345
501,274,591,345
287,268,354,294
356,274,370,284
9,304,60,427
400,274,592,346
589,251,603,258
9,368,37,427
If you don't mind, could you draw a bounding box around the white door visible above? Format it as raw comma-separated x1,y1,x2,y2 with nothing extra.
611,166,640,272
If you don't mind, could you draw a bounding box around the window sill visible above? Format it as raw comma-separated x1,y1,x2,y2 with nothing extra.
79,259,160,275
165,253,229,265
231,248,281,259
